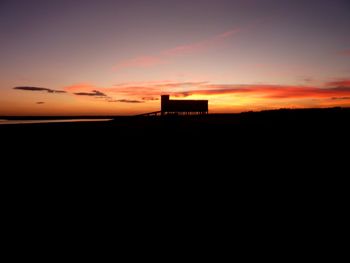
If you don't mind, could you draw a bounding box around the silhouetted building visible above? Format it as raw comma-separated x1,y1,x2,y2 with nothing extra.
161,95,208,115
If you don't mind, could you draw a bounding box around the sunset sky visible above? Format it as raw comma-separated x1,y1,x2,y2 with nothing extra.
1,0,350,115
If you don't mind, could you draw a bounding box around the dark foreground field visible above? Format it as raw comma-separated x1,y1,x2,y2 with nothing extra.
2,108,348,199
1,107,349,149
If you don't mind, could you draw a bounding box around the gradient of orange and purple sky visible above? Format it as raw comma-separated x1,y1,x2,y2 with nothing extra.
1,0,350,115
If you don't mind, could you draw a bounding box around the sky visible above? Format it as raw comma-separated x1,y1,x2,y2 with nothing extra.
1,0,350,115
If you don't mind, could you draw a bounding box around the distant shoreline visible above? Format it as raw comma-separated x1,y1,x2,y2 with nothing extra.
0,118,112,125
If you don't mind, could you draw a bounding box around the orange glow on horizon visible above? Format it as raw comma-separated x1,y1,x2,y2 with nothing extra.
2,79,350,115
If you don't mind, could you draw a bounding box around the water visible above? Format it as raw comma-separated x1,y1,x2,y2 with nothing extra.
0,119,112,125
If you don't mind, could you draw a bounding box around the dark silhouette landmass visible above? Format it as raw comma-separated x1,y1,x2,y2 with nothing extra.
2,107,348,187
1,107,349,141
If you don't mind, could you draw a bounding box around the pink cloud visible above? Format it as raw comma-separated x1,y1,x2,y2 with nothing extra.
64,83,98,92
218,29,241,39
326,79,350,87
162,42,207,56
64,79,350,101
162,28,240,56
114,28,240,70
169,84,350,99
338,49,350,56
113,56,166,70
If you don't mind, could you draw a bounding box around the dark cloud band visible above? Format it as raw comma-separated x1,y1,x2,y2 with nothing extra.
14,86,66,93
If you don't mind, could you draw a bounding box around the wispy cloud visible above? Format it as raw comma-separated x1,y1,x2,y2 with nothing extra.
108,99,144,103
14,86,66,93
66,84,153,103
65,81,206,96
326,79,350,87
114,56,167,69
142,97,159,101
161,28,240,56
176,85,350,99
36,102,45,104
114,28,240,70
64,83,97,92
302,77,314,83
64,78,350,103
331,97,350,100
74,90,107,97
